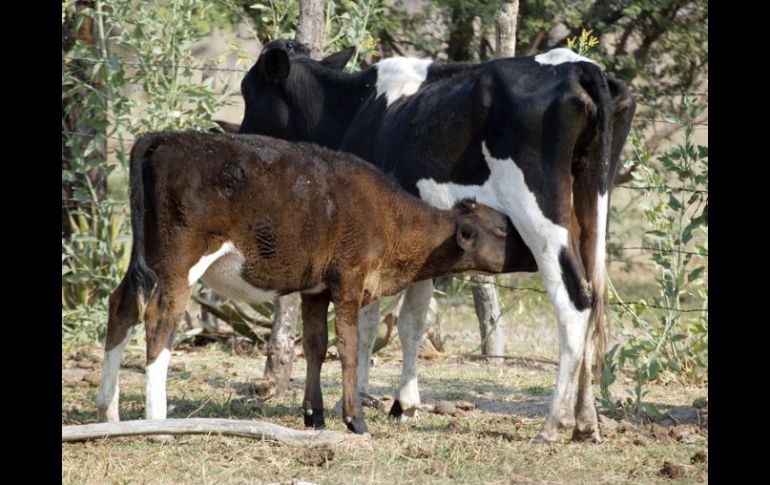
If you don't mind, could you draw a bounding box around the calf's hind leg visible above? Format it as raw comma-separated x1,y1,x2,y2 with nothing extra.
143,279,193,421
301,293,330,429
97,277,142,422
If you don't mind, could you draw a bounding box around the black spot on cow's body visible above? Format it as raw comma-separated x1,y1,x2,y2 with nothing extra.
558,247,593,311
254,218,276,259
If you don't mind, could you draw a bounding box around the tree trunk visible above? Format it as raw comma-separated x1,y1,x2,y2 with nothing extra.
468,1,520,358
494,0,519,58
295,0,326,59
263,292,301,397
262,0,327,398
446,5,474,61
62,0,108,238
471,275,504,357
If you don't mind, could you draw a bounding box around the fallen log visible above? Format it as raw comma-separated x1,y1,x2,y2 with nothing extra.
62,418,365,445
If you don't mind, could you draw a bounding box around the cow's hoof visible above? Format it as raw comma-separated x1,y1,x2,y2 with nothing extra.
388,399,418,420
571,427,601,444
96,407,119,423
344,415,369,435
303,409,325,429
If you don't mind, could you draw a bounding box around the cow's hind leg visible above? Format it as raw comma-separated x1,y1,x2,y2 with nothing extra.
570,177,611,443
388,279,433,419
301,293,330,429
483,94,593,442
96,277,142,422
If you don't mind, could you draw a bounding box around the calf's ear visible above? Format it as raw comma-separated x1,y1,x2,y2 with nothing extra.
320,47,356,71
456,222,477,251
262,48,291,81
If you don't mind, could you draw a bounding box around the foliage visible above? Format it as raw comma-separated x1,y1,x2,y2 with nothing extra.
324,0,384,70
566,28,599,56
607,97,708,414
62,0,239,341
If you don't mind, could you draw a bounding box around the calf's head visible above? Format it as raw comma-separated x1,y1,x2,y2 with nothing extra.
453,199,519,275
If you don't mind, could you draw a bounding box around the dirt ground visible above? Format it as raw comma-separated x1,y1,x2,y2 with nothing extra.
62,294,708,485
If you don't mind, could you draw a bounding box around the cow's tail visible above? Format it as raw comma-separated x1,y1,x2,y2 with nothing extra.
575,63,614,381
122,133,162,312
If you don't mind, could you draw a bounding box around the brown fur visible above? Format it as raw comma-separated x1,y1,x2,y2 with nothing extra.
106,131,530,434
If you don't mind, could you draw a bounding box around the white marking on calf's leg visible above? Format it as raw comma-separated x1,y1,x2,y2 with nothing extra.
393,279,434,417
145,348,172,420
96,331,132,422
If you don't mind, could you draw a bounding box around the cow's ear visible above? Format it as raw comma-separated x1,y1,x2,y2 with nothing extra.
262,48,291,81
320,47,356,71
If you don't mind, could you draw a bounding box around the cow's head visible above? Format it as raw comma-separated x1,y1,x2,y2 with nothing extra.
239,39,356,144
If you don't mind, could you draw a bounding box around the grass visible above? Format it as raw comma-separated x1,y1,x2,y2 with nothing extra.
62,324,708,484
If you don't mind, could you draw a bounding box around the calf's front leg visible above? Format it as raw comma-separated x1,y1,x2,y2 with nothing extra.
300,293,330,429
334,299,368,435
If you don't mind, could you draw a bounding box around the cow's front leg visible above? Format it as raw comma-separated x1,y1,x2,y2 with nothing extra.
389,279,433,419
355,299,380,398
334,299,368,435
301,293,330,429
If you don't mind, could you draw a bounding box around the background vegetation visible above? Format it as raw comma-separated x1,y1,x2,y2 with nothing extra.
62,0,707,427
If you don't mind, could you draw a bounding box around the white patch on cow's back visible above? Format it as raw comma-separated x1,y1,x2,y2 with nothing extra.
145,348,171,420
535,48,596,66
375,57,432,106
189,241,278,304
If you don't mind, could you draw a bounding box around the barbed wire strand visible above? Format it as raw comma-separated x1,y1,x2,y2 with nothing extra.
64,55,707,98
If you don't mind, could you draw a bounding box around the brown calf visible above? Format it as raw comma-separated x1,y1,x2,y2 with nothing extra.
96,131,530,435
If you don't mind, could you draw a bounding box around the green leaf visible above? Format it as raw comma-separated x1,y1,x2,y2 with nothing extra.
668,194,682,211
644,403,663,418
688,266,705,283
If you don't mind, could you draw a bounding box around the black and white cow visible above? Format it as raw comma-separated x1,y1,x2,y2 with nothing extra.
239,39,636,442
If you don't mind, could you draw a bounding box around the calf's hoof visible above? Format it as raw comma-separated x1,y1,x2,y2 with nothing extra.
344,415,369,435
303,409,325,429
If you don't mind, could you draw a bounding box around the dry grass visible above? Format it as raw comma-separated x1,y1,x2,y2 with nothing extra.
63,309,708,485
